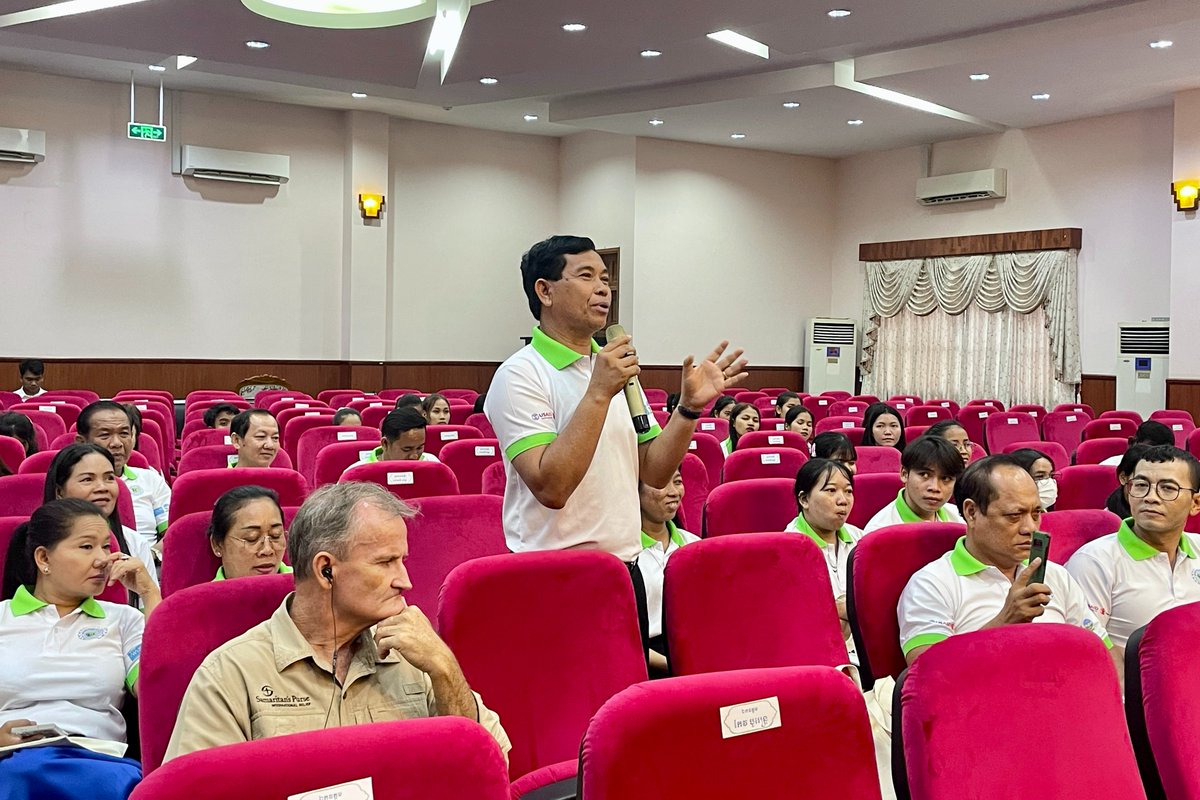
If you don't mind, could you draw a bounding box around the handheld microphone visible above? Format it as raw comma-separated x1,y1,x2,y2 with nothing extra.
606,323,652,434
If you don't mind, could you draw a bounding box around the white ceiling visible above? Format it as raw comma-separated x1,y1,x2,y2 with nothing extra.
0,0,1196,157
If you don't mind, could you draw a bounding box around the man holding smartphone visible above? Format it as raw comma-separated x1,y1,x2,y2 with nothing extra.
899,456,1117,668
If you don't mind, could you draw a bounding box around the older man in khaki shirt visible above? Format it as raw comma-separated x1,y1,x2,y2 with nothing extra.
165,483,510,761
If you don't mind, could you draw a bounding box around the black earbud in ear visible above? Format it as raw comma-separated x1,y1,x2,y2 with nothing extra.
321,565,333,584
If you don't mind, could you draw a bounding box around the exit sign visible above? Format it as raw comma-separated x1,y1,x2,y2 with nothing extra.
127,123,166,141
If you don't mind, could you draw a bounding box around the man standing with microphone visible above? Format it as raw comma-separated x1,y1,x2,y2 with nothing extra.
485,236,747,632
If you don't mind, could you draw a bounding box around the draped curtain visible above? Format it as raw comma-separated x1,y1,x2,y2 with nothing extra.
859,250,1081,408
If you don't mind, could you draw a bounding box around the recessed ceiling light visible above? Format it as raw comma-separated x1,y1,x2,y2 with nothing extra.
707,29,769,59
969,73,990,81
245,40,271,49
847,119,864,126
148,64,166,72
523,114,539,122
730,133,747,139
561,22,586,32
827,8,852,17
479,76,499,85
640,49,662,57
649,118,665,126
351,92,368,98
782,101,801,109
1031,93,1050,101
1149,39,1173,49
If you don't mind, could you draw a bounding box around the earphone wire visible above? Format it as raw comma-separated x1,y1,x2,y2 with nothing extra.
322,570,341,729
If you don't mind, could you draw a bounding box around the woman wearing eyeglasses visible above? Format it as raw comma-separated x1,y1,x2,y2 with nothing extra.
208,486,292,581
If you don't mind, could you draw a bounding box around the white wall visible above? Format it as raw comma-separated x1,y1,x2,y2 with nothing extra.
831,108,1174,374
0,68,346,359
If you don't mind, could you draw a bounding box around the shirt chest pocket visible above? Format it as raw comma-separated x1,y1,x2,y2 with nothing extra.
250,710,328,739
366,682,429,723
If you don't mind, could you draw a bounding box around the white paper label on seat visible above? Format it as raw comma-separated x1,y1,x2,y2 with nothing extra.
295,403,310,409
1066,415,1077,422
689,440,697,450
135,404,148,411
359,450,374,460
927,412,938,419
818,399,829,406
1174,423,1184,431
760,453,781,465
226,454,238,467
370,402,384,407
841,421,854,428
978,412,988,418
289,776,373,800
337,431,356,441
940,402,950,407
38,405,55,412
768,435,783,444
1110,423,1122,430
475,445,496,456
701,422,715,430
223,435,232,445
849,406,860,413
305,411,320,416
440,431,459,441
721,696,781,740
387,472,414,485
1007,418,1019,425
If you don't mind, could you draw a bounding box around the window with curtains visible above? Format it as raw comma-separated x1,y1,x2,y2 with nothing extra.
859,250,1082,408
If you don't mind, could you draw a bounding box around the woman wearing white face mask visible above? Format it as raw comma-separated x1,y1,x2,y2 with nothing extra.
1011,447,1058,511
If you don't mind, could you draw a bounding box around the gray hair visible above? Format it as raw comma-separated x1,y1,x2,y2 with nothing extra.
287,483,416,580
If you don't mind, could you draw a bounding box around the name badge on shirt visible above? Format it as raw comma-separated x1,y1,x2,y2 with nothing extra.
288,776,374,800
721,696,781,739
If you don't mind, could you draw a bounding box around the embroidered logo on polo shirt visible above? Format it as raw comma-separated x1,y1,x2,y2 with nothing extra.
128,645,141,662
531,411,555,422
1191,568,1200,586
254,686,313,707
1081,618,1097,632
78,627,108,640
129,485,143,496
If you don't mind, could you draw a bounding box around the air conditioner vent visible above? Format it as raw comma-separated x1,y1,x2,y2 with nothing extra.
1119,324,1169,355
811,321,856,346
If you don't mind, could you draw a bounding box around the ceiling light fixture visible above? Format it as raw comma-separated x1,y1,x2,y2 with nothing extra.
847,119,864,125
969,73,989,81
782,101,801,108
649,118,664,126
707,29,769,59
561,22,586,32
640,49,662,57
148,64,166,72
241,0,436,30
245,40,271,49
0,0,152,28
523,114,539,122
1150,39,1173,49
1031,92,1050,100
351,92,368,98
479,76,498,85
827,8,851,17
730,132,747,139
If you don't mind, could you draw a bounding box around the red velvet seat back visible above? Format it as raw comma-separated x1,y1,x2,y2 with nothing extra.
1053,402,1094,418
277,410,333,457
465,412,496,439
694,416,730,442
40,390,100,406
815,414,865,435
1074,437,1127,465
1099,409,1144,424
1084,417,1137,441
845,473,903,529
984,411,1042,454
339,460,459,501
160,507,298,599
178,444,293,474
925,398,960,415
438,388,480,404
1008,402,1048,420
897,625,1142,800
0,391,17,410
0,474,44,516
438,439,500,494
378,389,423,401
138,574,296,773
846,522,964,686
181,428,233,453
855,445,901,475
703,478,795,537
297,426,379,487
1056,465,1119,510
956,405,997,452
580,666,882,800
480,461,506,496
687,432,725,490
905,404,954,427
802,395,834,423
11,401,81,430
9,408,66,441
721,447,807,483
1000,440,1070,472
889,394,923,406
347,396,388,413
424,424,483,459
827,400,869,418
676,452,708,534
0,435,25,473
737,430,806,452
168,468,308,523
664,534,848,675
438,551,647,781
1039,509,1120,564
1163,416,1195,448
821,390,851,401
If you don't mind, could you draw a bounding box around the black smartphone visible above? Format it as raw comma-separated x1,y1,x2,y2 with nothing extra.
1028,531,1051,584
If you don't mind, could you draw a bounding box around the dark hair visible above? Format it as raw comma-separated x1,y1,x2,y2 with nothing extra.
472,394,486,414
0,412,38,456
774,391,800,415
712,396,736,417
793,458,854,514
381,408,427,440
42,444,132,558
331,408,361,426
924,419,967,440
393,394,423,411
77,401,132,437
1131,444,1200,490
420,393,449,417
18,359,44,376
230,409,275,439
122,404,143,440
785,404,814,428
953,455,1028,514
812,431,856,464
207,486,283,548
1115,442,1154,480
1130,420,1174,447
203,403,241,428
1009,447,1053,474
727,403,759,450
3,498,107,599
665,393,679,414
901,436,964,478
861,403,906,449
520,235,597,319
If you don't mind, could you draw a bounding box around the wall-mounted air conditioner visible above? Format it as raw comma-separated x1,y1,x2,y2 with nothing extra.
1115,320,1169,417
916,168,1006,206
0,127,46,164
180,145,290,186
805,318,857,395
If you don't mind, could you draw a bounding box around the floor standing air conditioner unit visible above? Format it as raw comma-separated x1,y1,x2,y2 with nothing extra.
1115,321,1169,417
805,318,858,395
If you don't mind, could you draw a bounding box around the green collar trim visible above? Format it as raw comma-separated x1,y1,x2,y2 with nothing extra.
10,585,106,618
531,326,600,370
367,447,383,463
895,489,949,523
641,521,685,550
214,563,294,581
123,466,136,480
1117,519,1197,560
789,514,853,547
950,537,989,576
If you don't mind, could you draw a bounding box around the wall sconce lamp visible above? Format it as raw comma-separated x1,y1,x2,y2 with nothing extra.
359,193,385,220
1172,180,1199,212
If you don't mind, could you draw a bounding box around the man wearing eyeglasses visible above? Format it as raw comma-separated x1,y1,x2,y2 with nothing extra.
1067,445,1200,651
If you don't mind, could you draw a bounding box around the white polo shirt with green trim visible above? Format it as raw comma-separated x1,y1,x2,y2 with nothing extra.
637,522,700,638
1066,519,1200,648
342,445,440,476
783,515,864,598
122,464,171,545
0,586,143,743
899,536,1111,656
214,563,294,581
864,489,964,533
485,327,661,561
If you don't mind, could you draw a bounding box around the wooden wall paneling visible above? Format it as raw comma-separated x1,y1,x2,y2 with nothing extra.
1079,374,1116,415
1167,380,1200,422
859,228,1082,261
638,366,805,394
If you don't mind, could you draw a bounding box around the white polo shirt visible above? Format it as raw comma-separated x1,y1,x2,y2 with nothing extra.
783,514,864,599
121,525,159,591
864,489,964,533
485,327,660,561
1066,520,1200,648
637,522,700,638
0,586,143,742
342,445,440,476
899,536,1111,656
14,386,46,400
122,465,171,545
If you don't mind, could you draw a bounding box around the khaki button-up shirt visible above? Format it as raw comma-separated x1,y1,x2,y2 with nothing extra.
164,596,510,761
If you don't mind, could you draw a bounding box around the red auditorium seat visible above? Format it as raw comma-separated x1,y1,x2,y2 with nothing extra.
1074,438,1128,465
316,388,358,404
734,391,768,404
39,389,100,406
378,389,424,400
903,425,929,442
0,474,45,517
845,522,967,689
348,397,388,414
1162,416,1195,448
0,436,25,473
957,405,998,452
438,388,480,404
267,399,329,419
448,404,476,426
169,469,307,523
889,395,922,406
10,400,81,430
677,452,709,534
759,387,791,397
821,390,852,401
361,404,393,429
423,424,483,459
1056,465,1119,510
803,395,834,423
0,391,18,409
1042,410,1090,455
466,412,496,438
279,412,334,461
178,445,293,474
180,427,232,453
687,432,726,490
845,473,903,529
1001,440,1070,472
438,439,501,494
312,440,383,487
256,389,310,408
694,416,730,442
1099,409,1144,425
438,551,647,795
1189,428,1200,461
1008,403,1048,421
964,398,1005,411
1084,417,1137,441
753,397,777,416
183,398,250,418
759,416,788,431
984,411,1042,454
1053,402,1094,417
1039,509,1121,564
827,400,869,418
183,390,241,407
905,405,953,426
722,447,807,482
664,534,848,675
159,507,299,598
9,408,66,442
643,387,668,406
339,460,459,501
737,430,806,452
703,478,795,536
856,445,901,475
580,667,883,800
815,414,865,435
848,394,877,404
895,626,1141,800
1149,408,1194,424
325,390,368,409
480,460,506,496
276,406,331,441
402,494,506,621
925,398,960,415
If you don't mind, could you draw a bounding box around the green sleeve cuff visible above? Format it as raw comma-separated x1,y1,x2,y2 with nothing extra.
1102,635,1113,650
156,522,168,534
901,632,949,655
125,663,140,692
505,431,557,461
637,424,662,445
